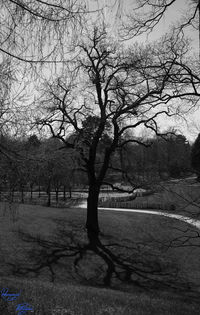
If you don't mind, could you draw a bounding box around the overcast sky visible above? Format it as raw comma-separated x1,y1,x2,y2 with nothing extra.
98,0,198,50
95,0,199,141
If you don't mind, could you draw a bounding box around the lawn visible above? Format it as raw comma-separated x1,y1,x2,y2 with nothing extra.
100,178,200,218
0,277,199,315
0,202,200,314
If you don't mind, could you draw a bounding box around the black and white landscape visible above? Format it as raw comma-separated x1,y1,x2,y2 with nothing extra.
0,1,199,314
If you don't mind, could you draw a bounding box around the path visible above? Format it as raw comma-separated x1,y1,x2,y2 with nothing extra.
78,201,200,230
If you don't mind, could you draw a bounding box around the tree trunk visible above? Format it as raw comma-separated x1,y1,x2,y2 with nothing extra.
30,184,33,200
69,186,72,199
86,184,100,242
11,187,14,202
119,146,126,181
47,189,51,207
47,179,51,207
38,183,41,198
21,187,24,203
63,185,66,201
55,188,59,203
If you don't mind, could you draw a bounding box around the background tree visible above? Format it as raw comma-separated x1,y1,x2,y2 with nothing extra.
25,135,41,200
191,133,200,181
37,137,77,206
119,132,191,183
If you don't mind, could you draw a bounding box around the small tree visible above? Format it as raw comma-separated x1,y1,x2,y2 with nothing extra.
191,133,200,181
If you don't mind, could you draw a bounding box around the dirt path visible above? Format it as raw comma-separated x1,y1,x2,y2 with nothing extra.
77,200,200,229
99,208,200,230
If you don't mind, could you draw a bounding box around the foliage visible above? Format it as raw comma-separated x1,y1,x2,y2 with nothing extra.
0,135,78,205
191,133,200,180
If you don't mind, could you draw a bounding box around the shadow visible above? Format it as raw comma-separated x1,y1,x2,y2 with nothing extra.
10,220,199,297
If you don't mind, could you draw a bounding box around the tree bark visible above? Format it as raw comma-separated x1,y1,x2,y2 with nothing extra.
30,184,33,200
86,183,100,242
11,187,14,202
55,188,59,203
63,185,66,201
21,187,24,203
38,182,41,198
69,186,72,199
47,179,51,207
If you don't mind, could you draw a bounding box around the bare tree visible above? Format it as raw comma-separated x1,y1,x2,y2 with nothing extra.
0,0,124,64
119,0,199,63
38,24,199,243
0,0,89,63
0,1,127,140
0,59,16,135
121,0,199,38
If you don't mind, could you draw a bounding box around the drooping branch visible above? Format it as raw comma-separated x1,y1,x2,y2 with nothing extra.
122,0,199,38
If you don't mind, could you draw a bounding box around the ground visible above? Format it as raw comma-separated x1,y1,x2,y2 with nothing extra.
0,201,200,314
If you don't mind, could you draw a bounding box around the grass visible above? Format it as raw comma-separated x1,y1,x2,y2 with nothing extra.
100,179,200,217
0,202,200,314
0,277,200,315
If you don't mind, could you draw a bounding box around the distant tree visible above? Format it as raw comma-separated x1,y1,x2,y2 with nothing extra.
191,133,200,181
26,135,41,148
38,138,76,206
121,133,192,182
24,135,41,199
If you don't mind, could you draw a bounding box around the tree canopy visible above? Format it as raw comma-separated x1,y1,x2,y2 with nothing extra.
37,23,200,238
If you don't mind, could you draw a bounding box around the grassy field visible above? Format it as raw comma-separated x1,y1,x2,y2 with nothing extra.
0,277,200,315
0,202,200,314
100,179,200,217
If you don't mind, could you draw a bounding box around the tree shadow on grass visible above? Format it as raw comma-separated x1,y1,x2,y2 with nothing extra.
9,220,198,297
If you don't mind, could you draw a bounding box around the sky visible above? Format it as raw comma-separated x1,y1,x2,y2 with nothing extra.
22,0,200,142
96,0,200,141
96,0,199,53
7,0,198,141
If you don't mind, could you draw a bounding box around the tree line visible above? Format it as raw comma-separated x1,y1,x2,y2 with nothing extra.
0,135,80,205
0,130,196,206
